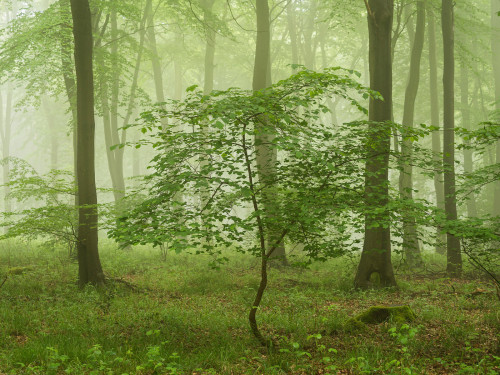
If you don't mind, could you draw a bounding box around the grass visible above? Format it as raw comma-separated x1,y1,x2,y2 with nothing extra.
0,240,498,374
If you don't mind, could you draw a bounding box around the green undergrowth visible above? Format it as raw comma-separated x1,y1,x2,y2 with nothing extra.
0,241,498,374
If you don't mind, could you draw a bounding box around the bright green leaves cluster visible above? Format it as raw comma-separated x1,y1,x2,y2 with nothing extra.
0,157,78,250
109,67,387,261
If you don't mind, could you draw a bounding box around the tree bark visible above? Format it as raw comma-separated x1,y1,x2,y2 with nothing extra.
491,0,500,216
460,60,477,217
253,0,287,265
59,0,78,206
442,0,462,277
202,0,216,95
287,0,299,70
399,0,425,267
0,89,13,225
354,0,397,288
70,0,104,286
427,5,446,254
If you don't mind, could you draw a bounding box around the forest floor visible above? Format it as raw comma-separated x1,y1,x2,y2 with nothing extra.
0,241,498,374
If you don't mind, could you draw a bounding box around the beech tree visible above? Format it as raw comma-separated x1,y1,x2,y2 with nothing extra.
491,0,500,216
252,0,287,265
442,0,462,277
399,0,425,267
354,0,397,288
70,0,104,286
427,4,446,254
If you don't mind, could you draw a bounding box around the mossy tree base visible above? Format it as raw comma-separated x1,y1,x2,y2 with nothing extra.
345,305,416,331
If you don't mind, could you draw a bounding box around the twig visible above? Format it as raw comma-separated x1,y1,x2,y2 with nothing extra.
462,243,500,290
0,275,7,290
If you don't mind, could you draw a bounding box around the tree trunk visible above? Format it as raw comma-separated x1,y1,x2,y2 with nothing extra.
491,0,500,216
442,0,462,277
59,0,78,206
202,0,216,95
147,0,166,104
42,100,59,170
287,0,299,70
302,0,317,69
399,0,425,267
253,0,287,265
354,0,397,289
107,11,124,203
460,61,477,217
70,0,104,286
0,89,13,225
427,5,446,254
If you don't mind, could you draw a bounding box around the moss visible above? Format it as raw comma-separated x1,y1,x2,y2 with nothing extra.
344,317,367,332
343,305,416,332
355,305,416,325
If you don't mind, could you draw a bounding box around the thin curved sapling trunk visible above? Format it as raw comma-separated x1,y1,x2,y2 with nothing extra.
242,121,289,346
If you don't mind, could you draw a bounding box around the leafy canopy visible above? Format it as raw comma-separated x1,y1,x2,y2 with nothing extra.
110,67,393,262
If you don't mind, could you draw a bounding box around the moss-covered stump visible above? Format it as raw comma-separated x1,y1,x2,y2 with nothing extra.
344,305,416,332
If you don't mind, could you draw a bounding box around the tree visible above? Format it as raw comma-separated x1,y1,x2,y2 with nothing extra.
399,0,425,267
252,0,287,265
0,88,13,226
442,0,462,277
354,0,397,288
427,4,446,254
109,67,379,346
491,0,500,216
70,0,104,286
460,57,478,217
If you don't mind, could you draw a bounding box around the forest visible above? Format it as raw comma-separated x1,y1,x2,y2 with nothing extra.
0,0,499,373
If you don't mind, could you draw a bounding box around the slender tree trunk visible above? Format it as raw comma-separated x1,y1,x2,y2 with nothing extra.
70,0,104,286
0,89,13,223
202,0,216,95
460,61,477,217
491,0,500,216
42,100,59,170
399,0,425,267
354,0,397,289
199,0,216,219
249,0,290,347
287,0,299,70
428,6,446,254
442,0,462,277
302,0,317,69
253,0,287,265
59,0,78,206
107,11,125,203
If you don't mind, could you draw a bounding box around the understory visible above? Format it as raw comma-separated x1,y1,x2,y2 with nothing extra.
0,241,498,374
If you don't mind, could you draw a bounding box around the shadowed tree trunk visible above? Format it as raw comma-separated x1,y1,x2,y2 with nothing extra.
399,0,425,267
354,0,397,289
427,5,446,254
70,0,104,286
442,0,462,277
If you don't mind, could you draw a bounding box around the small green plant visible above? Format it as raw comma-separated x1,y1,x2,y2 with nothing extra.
388,323,421,349
0,158,77,254
46,347,69,374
